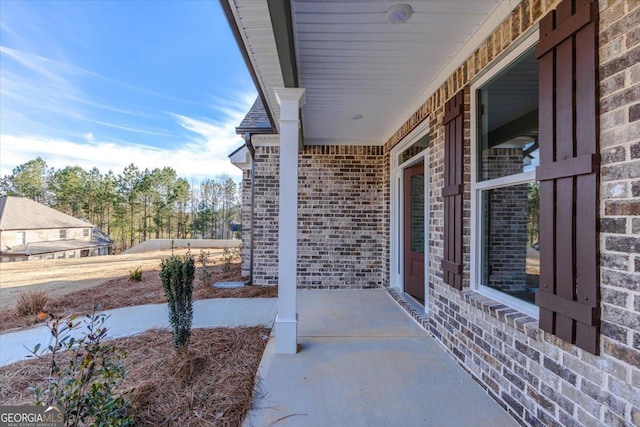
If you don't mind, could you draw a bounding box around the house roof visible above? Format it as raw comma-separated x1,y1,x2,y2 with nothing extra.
221,0,517,145
0,196,92,230
236,97,275,134
1,238,111,256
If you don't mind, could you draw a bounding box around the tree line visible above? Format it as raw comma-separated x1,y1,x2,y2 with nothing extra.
0,158,241,253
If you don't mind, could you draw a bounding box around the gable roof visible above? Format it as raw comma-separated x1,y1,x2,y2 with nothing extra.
0,196,91,230
236,97,275,134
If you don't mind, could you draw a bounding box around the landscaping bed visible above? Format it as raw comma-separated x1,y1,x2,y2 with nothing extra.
0,327,270,426
0,250,277,426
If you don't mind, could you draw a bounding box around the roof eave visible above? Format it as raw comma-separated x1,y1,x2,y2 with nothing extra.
218,0,277,131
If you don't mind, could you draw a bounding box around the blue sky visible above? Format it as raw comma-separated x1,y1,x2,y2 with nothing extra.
0,0,256,180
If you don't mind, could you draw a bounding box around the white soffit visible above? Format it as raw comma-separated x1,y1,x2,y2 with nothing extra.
228,0,284,130
293,0,512,145
231,0,516,145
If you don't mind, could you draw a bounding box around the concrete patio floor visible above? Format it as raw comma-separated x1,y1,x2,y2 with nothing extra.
243,289,517,427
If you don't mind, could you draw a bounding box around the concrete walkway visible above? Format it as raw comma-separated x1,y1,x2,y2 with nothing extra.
243,290,517,427
0,298,277,367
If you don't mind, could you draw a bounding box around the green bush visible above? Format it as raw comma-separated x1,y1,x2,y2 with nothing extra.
160,253,195,349
28,308,133,426
128,266,143,282
16,291,48,317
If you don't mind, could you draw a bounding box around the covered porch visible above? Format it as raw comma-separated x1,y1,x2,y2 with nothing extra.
244,289,517,426
222,0,521,354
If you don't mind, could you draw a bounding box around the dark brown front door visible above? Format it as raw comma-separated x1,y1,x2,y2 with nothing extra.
404,163,425,302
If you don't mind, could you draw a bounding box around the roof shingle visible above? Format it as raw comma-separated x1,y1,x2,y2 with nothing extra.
236,97,274,133
0,196,91,230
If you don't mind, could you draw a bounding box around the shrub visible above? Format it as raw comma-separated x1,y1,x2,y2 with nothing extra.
160,253,195,349
28,308,133,426
16,291,48,317
222,247,240,272
197,250,216,284
129,267,143,282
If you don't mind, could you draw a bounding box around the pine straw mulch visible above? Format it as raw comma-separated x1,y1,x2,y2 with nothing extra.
0,261,278,333
0,327,270,427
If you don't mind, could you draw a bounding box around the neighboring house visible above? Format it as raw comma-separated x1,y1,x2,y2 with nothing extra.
0,196,113,262
223,1,639,426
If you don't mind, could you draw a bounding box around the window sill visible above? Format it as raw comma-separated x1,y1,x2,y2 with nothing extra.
461,289,540,339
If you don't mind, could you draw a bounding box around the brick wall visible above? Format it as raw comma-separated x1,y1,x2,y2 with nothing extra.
597,0,640,424
241,168,252,276
298,146,385,288
250,145,385,288
251,146,280,286
381,1,640,426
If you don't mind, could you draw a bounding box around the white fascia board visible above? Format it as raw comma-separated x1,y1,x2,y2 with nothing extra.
229,145,252,170
383,0,519,144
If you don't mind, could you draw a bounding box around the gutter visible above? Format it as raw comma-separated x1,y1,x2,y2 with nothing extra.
239,132,255,286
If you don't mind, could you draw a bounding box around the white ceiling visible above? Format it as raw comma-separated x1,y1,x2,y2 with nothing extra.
230,0,515,145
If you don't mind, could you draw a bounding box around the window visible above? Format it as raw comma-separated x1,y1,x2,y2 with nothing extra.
45,253,54,259
399,134,429,165
471,35,539,317
83,229,90,237
32,255,42,260
59,230,67,239
57,252,65,259
16,232,25,246
67,251,76,258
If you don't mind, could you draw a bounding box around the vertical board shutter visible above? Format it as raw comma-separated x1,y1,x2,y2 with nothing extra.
442,91,464,290
534,0,600,354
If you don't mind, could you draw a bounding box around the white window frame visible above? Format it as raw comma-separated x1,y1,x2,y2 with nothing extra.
16,231,25,246
390,119,430,313
470,31,539,319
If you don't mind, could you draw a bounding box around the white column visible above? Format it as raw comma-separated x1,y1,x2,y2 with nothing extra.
274,87,305,354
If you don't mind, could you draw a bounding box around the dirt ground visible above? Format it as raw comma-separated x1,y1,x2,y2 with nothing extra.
0,249,277,332
0,248,218,312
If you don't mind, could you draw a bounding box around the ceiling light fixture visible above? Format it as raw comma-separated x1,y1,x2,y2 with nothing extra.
386,4,413,24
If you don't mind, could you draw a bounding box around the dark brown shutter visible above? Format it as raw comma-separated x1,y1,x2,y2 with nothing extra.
442,91,464,290
534,0,600,354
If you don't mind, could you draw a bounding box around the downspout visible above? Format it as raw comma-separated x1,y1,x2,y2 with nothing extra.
243,132,256,286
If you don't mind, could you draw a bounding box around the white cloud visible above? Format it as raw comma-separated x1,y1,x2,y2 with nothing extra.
173,113,243,152
0,46,192,139
170,93,256,157
0,132,246,181
0,45,259,183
